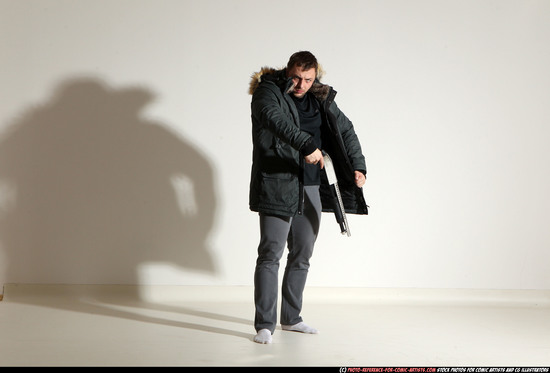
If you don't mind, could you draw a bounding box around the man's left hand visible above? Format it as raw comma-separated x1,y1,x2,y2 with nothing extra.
354,171,366,188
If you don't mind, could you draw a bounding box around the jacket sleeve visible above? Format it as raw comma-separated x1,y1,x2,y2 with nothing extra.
331,102,366,174
251,84,313,152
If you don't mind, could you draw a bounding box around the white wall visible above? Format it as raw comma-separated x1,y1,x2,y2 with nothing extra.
1,0,549,289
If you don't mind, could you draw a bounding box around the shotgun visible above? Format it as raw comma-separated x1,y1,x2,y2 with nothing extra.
322,151,351,237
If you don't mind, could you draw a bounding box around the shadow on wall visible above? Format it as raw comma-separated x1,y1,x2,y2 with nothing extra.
0,77,218,284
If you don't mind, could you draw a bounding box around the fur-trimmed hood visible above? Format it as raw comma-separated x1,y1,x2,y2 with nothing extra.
248,66,331,102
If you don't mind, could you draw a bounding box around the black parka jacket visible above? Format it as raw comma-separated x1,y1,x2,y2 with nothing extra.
249,67,368,217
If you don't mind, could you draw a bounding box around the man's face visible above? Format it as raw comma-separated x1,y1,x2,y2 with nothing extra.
287,65,316,98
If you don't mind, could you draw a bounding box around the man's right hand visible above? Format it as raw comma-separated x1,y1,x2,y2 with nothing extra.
304,149,324,169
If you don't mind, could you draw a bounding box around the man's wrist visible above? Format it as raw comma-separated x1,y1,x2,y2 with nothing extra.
300,138,317,156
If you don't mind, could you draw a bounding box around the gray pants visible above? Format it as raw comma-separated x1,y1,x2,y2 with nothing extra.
254,185,322,333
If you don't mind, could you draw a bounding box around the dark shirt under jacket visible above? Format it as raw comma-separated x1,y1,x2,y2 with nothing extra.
292,92,322,186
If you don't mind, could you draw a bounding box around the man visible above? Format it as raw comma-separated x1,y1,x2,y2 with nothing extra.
248,51,368,344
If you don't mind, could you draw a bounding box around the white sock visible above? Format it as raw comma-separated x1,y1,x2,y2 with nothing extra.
281,321,319,334
254,329,272,344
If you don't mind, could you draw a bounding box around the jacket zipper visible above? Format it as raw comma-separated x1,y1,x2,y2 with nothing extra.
285,78,305,216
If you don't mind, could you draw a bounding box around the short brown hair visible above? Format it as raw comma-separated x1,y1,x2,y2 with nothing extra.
286,51,318,75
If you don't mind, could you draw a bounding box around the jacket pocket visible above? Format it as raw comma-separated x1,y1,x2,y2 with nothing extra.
260,172,297,207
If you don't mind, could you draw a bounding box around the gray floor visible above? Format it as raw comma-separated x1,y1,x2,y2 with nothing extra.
0,284,549,367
